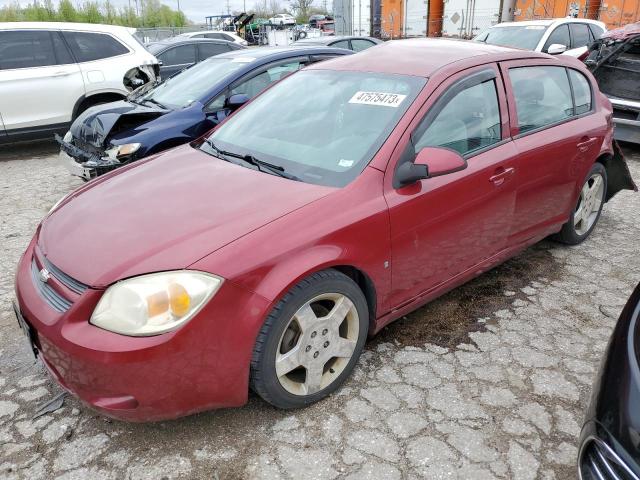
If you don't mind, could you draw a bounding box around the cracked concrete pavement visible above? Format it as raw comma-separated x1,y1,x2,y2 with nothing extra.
0,142,638,479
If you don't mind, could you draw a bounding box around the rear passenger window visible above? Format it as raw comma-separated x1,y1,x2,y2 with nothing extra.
158,45,196,66
351,39,375,51
510,66,573,134
569,23,591,48
63,32,129,62
0,31,57,69
332,40,350,49
543,24,570,52
414,79,501,156
588,24,605,40
198,43,230,59
568,69,592,114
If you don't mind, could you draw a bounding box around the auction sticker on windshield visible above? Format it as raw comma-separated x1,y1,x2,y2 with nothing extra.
349,91,407,107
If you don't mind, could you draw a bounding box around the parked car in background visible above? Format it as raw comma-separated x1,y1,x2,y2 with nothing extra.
268,13,296,25
474,19,606,59
586,22,640,144
0,22,158,144
579,281,640,479
147,37,246,78
21,39,635,421
309,14,332,28
178,30,248,47
58,46,352,179
293,35,382,51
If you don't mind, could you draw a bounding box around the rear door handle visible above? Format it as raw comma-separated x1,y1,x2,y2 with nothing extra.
51,70,72,77
577,137,598,152
489,167,515,186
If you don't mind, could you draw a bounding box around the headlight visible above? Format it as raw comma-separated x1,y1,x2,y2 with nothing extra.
90,271,223,336
105,143,141,160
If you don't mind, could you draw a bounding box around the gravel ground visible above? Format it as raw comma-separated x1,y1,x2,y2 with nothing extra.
0,141,638,480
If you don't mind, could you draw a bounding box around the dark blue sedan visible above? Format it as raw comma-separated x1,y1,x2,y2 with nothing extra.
58,46,352,179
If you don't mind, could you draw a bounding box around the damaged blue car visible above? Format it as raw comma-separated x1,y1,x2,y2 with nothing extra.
57,46,351,180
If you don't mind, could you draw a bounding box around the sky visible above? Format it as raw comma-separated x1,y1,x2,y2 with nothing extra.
0,0,273,22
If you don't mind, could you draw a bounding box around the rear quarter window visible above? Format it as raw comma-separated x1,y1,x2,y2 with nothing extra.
63,31,129,62
568,69,593,114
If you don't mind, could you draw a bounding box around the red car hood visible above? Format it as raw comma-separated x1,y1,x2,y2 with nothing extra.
39,146,333,288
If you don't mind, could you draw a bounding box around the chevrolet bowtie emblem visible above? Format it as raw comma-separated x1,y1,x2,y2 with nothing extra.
39,268,51,283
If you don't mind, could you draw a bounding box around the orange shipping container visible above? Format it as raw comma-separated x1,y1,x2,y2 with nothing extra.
513,0,603,20
598,0,640,29
381,0,404,38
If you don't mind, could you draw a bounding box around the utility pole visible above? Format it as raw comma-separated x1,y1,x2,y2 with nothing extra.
226,0,231,15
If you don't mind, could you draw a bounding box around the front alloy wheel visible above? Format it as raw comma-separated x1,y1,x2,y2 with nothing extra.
250,270,368,408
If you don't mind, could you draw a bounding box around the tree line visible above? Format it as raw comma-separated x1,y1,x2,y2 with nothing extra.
0,0,188,27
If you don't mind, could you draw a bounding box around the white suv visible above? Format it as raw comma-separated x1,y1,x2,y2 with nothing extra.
0,22,159,144
474,19,606,59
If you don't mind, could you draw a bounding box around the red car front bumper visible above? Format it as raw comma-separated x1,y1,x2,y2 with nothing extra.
14,237,271,421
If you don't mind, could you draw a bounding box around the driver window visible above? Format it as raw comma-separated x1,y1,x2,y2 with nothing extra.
413,79,501,156
543,24,570,52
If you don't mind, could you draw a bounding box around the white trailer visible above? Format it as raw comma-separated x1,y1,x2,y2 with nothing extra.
403,0,428,37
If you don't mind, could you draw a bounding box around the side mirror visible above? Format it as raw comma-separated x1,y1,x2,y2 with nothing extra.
226,93,250,111
546,43,567,55
396,147,467,187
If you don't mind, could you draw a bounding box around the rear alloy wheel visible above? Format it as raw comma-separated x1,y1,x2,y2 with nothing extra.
556,162,607,245
250,270,368,408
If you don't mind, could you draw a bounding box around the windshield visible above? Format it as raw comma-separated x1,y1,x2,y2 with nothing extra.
202,69,426,187
140,57,247,108
474,25,549,50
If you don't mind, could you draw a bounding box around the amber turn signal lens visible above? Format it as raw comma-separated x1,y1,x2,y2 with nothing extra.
169,283,191,317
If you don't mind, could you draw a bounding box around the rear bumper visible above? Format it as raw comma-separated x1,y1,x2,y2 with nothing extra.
14,237,271,421
610,97,640,144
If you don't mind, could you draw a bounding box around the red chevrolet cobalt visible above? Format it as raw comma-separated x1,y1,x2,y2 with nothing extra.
15,39,636,421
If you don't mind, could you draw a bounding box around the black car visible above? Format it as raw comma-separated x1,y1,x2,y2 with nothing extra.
579,281,640,479
147,37,246,78
293,35,382,52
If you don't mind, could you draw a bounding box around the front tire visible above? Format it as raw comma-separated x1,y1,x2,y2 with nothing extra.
555,162,607,245
250,269,368,409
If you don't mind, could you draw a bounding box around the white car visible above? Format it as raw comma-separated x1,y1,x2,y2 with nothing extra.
178,30,248,46
0,22,158,144
268,14,297,26
474,18,606,59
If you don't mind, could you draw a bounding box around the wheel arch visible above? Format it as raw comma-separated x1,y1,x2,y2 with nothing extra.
72,91,127,120
594,142,637,202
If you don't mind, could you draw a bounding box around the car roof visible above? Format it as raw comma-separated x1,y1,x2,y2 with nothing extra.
493,18,605,28
214,45,352,60
0,21,135,35
295,35,380,45
148,37,234,47
307,37,549,77
180,30,238,37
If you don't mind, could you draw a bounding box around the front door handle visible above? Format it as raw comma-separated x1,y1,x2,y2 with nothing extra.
489,167,515,186
577,137,598,152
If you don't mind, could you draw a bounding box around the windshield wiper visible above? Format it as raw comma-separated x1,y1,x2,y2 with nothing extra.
143,97,168,109
203,139,299,181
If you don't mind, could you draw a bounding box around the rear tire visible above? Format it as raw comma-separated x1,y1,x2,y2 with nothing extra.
555,162,607,245
250,269,368,409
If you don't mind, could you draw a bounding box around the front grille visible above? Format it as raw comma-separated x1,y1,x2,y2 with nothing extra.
580,439,636,480
41,256,88,295
31,260,72,313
